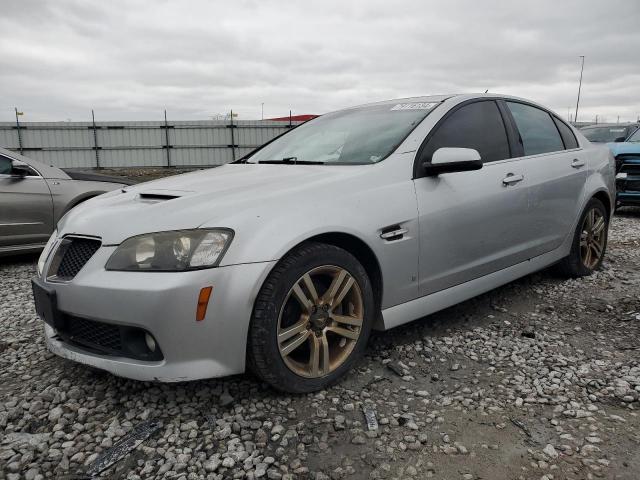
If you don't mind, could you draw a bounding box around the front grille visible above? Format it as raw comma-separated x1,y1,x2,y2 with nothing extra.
54,237,101,280
67,316,122,351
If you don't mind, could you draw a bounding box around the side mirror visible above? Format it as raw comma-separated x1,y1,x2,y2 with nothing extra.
614,136,626,143
423,147,483,176
11,160,32,177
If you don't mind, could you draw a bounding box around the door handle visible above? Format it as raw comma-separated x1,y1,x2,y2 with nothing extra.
571,159,585,169
502,173,524,186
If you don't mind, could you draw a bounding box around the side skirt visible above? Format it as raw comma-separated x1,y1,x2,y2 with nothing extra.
380,246,567,331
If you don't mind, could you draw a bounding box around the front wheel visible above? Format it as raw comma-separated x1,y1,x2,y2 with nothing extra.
247,242,374,393
556,198,609,278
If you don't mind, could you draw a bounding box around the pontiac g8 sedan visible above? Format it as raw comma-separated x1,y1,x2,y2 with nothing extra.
32,94,615,393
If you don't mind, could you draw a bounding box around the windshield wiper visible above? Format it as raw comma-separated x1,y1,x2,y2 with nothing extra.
257,157,325,165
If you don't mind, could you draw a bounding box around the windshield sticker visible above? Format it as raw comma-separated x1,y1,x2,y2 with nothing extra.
390,102,438,111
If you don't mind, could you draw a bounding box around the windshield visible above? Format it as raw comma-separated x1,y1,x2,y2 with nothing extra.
581,126,629,143
626,128,640,143
247,102,439,164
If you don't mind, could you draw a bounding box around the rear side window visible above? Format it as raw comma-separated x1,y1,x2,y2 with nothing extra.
506,102,564,155
553,117,578,149
422,101,510,163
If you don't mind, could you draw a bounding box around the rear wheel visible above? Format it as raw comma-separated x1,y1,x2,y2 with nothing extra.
247,242,374,393
556,198,608,277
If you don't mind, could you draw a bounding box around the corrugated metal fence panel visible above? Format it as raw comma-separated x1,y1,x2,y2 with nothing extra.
0,120,302,168
170,125,231,147
98,127,164,148
22,126,94,148
0,128,19,149
26,149,96,169
170,148,234,166
100,149,166,168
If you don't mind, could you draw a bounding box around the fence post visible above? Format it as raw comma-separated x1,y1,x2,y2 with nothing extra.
91,109,100,169
14,107,23,155
229,110,236,162
164,109,171,167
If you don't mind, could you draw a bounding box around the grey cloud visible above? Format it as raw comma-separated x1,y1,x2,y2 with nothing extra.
0,0,638,122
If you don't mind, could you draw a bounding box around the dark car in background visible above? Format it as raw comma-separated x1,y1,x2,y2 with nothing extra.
581,123,639,144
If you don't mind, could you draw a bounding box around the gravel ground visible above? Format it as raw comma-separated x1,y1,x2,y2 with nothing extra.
1,210,639,480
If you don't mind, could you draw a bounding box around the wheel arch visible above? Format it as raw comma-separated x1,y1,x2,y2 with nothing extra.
61,191,105,216
591,189,612,217
256,231,384,326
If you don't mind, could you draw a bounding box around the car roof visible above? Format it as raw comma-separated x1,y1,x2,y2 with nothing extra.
343,93,557,113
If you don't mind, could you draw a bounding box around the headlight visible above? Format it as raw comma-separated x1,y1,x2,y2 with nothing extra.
105,229,233,271
37,230,58,276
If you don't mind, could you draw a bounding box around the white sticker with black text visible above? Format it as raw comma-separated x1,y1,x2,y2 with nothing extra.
390,102,438,111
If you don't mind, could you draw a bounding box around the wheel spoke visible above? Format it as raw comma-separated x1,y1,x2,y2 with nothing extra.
333,277,355,308
301,273,319,303
328,326,360,340
280,330,310,356
292,283,313,313
309,334,330,376
586,209,595,229
332,313,363,327
322,269,347,305
278,320,309,343
591,241,602,259
592,216,605,236
583,245,592,267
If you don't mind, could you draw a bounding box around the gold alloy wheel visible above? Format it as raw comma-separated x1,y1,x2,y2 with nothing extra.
580,208,606,269
277,265,364,378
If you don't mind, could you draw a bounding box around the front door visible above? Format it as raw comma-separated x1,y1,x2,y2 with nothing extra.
413,100,535,296
0,154,54,248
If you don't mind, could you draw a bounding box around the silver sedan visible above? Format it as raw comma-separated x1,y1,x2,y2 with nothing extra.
0,147,132,256
32,94,615,393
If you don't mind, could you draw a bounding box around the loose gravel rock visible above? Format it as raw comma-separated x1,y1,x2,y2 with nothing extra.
1,210,639,479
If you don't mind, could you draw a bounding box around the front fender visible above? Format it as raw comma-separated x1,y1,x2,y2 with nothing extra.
209,176,420,309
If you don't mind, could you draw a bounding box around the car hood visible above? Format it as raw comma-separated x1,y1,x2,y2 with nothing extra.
606,142,640,157
58,163,366,245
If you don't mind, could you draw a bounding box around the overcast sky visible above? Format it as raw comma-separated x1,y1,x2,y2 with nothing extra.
1,0,638,123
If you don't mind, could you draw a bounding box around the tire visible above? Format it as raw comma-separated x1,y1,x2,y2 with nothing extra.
555,198,609,278
247,242,374,393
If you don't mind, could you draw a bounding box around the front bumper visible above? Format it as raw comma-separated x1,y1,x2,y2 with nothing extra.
37,245,275,382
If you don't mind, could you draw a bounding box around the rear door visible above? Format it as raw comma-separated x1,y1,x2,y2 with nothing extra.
503,101,586,256
0,154,54,248
413,99,536,296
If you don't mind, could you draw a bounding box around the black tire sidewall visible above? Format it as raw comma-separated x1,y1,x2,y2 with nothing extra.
248,242,374,393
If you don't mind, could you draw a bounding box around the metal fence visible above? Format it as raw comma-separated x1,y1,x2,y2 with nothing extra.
0,118,303,169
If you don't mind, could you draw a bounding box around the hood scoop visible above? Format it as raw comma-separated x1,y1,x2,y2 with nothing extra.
136,189,192,203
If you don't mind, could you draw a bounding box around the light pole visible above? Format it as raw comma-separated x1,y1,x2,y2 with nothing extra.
261,103,264,120
574,55,585,124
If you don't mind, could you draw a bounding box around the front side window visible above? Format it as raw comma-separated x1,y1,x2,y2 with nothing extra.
422,101,510,164
247,102,439,165
507,102,564,156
